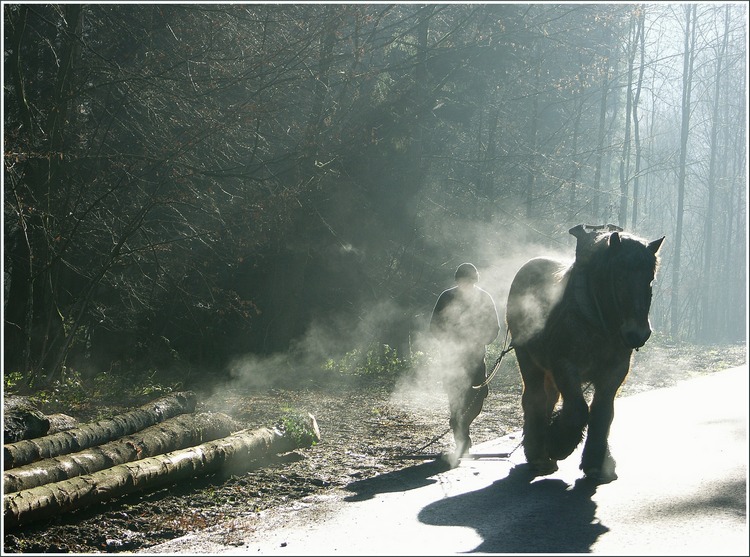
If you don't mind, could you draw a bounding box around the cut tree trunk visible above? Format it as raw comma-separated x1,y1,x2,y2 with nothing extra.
3,391,197,470
46,413,79,435
4,412,241,494
3,396,50,443
4,414,321,530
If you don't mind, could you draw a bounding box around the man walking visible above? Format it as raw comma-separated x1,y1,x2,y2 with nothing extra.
430,262,500,465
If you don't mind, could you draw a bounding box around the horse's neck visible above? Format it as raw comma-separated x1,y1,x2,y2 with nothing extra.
570,266,607,328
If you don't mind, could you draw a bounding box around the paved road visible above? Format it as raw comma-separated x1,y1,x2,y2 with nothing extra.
142,365,748,555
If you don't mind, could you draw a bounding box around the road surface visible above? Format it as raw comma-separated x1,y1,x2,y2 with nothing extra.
140,365,748,555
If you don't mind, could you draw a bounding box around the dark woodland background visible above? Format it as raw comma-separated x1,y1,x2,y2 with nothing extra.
3,4,747,392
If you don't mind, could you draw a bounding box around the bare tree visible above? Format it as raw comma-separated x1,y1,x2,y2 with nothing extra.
617,8,639,228
630,6,646,229
699,5,730,342
670,3,697,339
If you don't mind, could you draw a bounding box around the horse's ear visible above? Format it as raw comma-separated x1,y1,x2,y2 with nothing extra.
649,236,665,254
609,231,621,249
569,224,586,240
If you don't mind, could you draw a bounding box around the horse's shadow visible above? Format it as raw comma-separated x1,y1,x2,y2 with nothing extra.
418,463,609,553
345,460,608,553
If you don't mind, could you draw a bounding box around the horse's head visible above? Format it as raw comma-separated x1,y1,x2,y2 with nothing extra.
595,232,665,349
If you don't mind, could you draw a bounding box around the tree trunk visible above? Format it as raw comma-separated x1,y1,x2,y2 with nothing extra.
3,416,321,530
618,13,637,228
4,412,240,494
2,397,50,444
630,7,645,228
4,391,197,469
525,41,541,220
592,24,612,219
699,5,729,342
670,4,696,339
568,86,583,221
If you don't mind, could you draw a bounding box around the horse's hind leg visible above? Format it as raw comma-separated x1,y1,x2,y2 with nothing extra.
517,348,558,474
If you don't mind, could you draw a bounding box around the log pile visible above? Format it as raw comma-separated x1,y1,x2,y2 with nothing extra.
4,391,198,468
2,392,321,530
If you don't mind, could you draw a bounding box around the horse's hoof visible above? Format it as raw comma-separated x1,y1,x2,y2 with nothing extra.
441,451,462,469
528,458,558,476
455,437,472,458
583,467,618,484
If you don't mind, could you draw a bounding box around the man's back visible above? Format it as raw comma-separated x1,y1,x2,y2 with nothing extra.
430,284,499,349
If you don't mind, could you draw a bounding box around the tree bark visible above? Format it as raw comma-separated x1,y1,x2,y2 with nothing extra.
618,12,637,228
3,415,321,530
670,4,696,339
699,5,729,342
3,391,197,469
4,412,240,494
592,24,612,219
630,7,645,228
3,396,50,444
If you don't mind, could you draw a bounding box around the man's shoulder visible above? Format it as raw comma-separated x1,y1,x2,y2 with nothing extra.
432,286,458,312
438,286,459,299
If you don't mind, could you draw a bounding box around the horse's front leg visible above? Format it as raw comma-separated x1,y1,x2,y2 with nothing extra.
517,348,559,474
581,362,629,483
547,362,588,461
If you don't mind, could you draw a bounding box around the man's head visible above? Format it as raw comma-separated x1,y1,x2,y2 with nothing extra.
454,262,479,285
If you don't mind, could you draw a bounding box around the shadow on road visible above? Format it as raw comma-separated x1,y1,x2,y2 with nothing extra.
343,458,452,502
418,463,609,553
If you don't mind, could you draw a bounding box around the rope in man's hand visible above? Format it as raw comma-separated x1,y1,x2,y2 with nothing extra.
473,329,513,390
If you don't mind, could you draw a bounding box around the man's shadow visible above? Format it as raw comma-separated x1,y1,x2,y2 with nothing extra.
418,463,608,553
344,457,453,502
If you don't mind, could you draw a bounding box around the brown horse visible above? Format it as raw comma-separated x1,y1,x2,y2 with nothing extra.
506,224,664,482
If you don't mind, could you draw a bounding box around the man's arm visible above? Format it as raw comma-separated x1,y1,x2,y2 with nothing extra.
429,291,448,336
483,291,501,345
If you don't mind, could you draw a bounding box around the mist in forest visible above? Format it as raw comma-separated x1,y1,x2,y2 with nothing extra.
2,3,746,392
225,206,579,417
226,299,408,389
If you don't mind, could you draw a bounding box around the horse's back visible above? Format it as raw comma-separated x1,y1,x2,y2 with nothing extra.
506,256,569,346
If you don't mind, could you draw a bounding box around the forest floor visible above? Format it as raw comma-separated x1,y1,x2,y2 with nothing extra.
2,341,746,554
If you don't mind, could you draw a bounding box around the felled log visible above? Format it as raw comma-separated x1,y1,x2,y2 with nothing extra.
3,396,50,444
46,413,79,435
4,412,241,494
4,414,320,530
4,391,197,470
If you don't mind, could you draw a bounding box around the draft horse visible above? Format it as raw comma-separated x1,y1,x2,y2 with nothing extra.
506,224,664,482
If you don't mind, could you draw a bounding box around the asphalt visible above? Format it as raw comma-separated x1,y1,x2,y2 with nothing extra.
140,365,748,556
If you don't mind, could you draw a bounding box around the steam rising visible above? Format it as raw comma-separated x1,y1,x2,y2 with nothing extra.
228,216,591,420
227,299,406,389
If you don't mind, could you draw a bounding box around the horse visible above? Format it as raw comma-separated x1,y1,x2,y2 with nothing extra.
505,224,665,483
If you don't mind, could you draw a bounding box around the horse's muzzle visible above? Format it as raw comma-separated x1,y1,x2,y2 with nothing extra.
622,326,651,349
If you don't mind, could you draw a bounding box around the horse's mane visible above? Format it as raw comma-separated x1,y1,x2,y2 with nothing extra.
577,230,661,273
